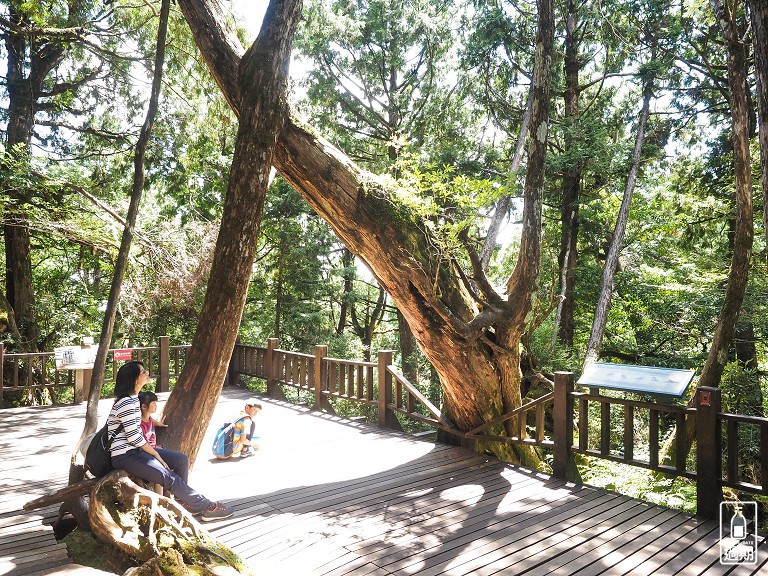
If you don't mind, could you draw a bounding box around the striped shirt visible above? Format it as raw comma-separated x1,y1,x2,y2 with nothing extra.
230,416,252,453
108,395,147,457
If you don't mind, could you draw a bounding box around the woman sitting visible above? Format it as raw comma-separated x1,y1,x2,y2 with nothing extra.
108,361,233,521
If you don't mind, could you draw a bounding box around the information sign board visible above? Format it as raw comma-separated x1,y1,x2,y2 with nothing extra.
54,346,97,370
577,362,695,397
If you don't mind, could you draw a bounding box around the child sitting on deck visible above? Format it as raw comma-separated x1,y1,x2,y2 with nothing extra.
212,400,262,460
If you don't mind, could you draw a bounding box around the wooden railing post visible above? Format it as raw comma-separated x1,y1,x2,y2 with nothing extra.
157,336,170,393
552,371,574,479
0,343,4,407
266,338,278,398
226,336,243,388
378,350,396,429
696,386,721,519
314,344,328,410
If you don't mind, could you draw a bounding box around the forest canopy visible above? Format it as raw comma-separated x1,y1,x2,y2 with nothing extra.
1,0,766,435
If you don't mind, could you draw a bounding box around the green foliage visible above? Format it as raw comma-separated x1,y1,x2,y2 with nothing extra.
240,178,340,352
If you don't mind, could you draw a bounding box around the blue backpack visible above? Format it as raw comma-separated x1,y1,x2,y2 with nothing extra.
212,416,248,459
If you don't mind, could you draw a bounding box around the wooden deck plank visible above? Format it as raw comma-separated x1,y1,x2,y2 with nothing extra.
445,499,660,576
382,490,622,574
230,460,514,555
216,455,499,556
1,388,764,576
722,543,768,575
695,534,768,575
412,494,647,576
621,519,719,576
347,474,575,562
321,480,589,574
505,502,679,575
536,510,686,576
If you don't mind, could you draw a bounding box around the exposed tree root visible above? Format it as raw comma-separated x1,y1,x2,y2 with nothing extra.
87,471,251,575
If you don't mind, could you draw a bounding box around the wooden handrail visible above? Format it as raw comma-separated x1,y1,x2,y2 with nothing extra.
1,339,190,407
465,392,554,438
386,364,451,428
274,348,313,360
229,342,768,518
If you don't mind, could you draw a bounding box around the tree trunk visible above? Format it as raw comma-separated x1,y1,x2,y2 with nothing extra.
2,1,64,353
397,309,419,385
162,0,303,463
78,0,171,460
274,235,287,340
0,290,23,344
176,0,554,466
335,248,354,334
699,0,755,388
584,69,654,367
554,0,582,348
350,285,386,362
749,0,768,257
479,88,533,271
734,321,758,370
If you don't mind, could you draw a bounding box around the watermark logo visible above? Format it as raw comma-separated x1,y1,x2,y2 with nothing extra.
720,501,758,565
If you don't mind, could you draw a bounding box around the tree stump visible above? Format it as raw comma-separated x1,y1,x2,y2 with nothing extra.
87,471,252,575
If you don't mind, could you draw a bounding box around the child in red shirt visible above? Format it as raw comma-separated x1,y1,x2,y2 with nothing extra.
138,390,167,448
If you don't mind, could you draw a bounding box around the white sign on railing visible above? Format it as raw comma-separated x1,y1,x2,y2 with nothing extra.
54,346,97,370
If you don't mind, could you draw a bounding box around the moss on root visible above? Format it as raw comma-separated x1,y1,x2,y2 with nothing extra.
63,528,135,574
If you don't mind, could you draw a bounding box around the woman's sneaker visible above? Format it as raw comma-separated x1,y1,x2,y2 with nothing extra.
201,501,234,521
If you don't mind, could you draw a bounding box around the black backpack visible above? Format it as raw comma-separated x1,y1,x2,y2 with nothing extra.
85,421,123,477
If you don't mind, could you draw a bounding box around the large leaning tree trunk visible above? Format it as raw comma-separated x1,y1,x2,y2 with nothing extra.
698,0,754,389
160,0,303,462
584,63,655,367
173,0,555,467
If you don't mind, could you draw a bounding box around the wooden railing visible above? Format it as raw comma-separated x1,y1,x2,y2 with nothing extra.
229,339,768,519
0,337,190,407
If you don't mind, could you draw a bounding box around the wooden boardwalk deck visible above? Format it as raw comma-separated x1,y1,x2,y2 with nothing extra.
1,387,766,576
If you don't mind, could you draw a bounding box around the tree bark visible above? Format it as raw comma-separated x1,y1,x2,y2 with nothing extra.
88,471,251,574
397,309,419,385
162,0,303,463
699,0,754,388
79,0,171,457
554,0,582,347
584,68,654,367
749,0,768,257
2,1,70,352
175,0,554,466
335,248,354,334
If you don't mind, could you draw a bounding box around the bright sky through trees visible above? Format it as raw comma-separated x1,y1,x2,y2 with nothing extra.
232,1,267,40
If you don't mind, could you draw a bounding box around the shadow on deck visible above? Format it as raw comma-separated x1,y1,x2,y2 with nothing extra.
1,388,765,575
